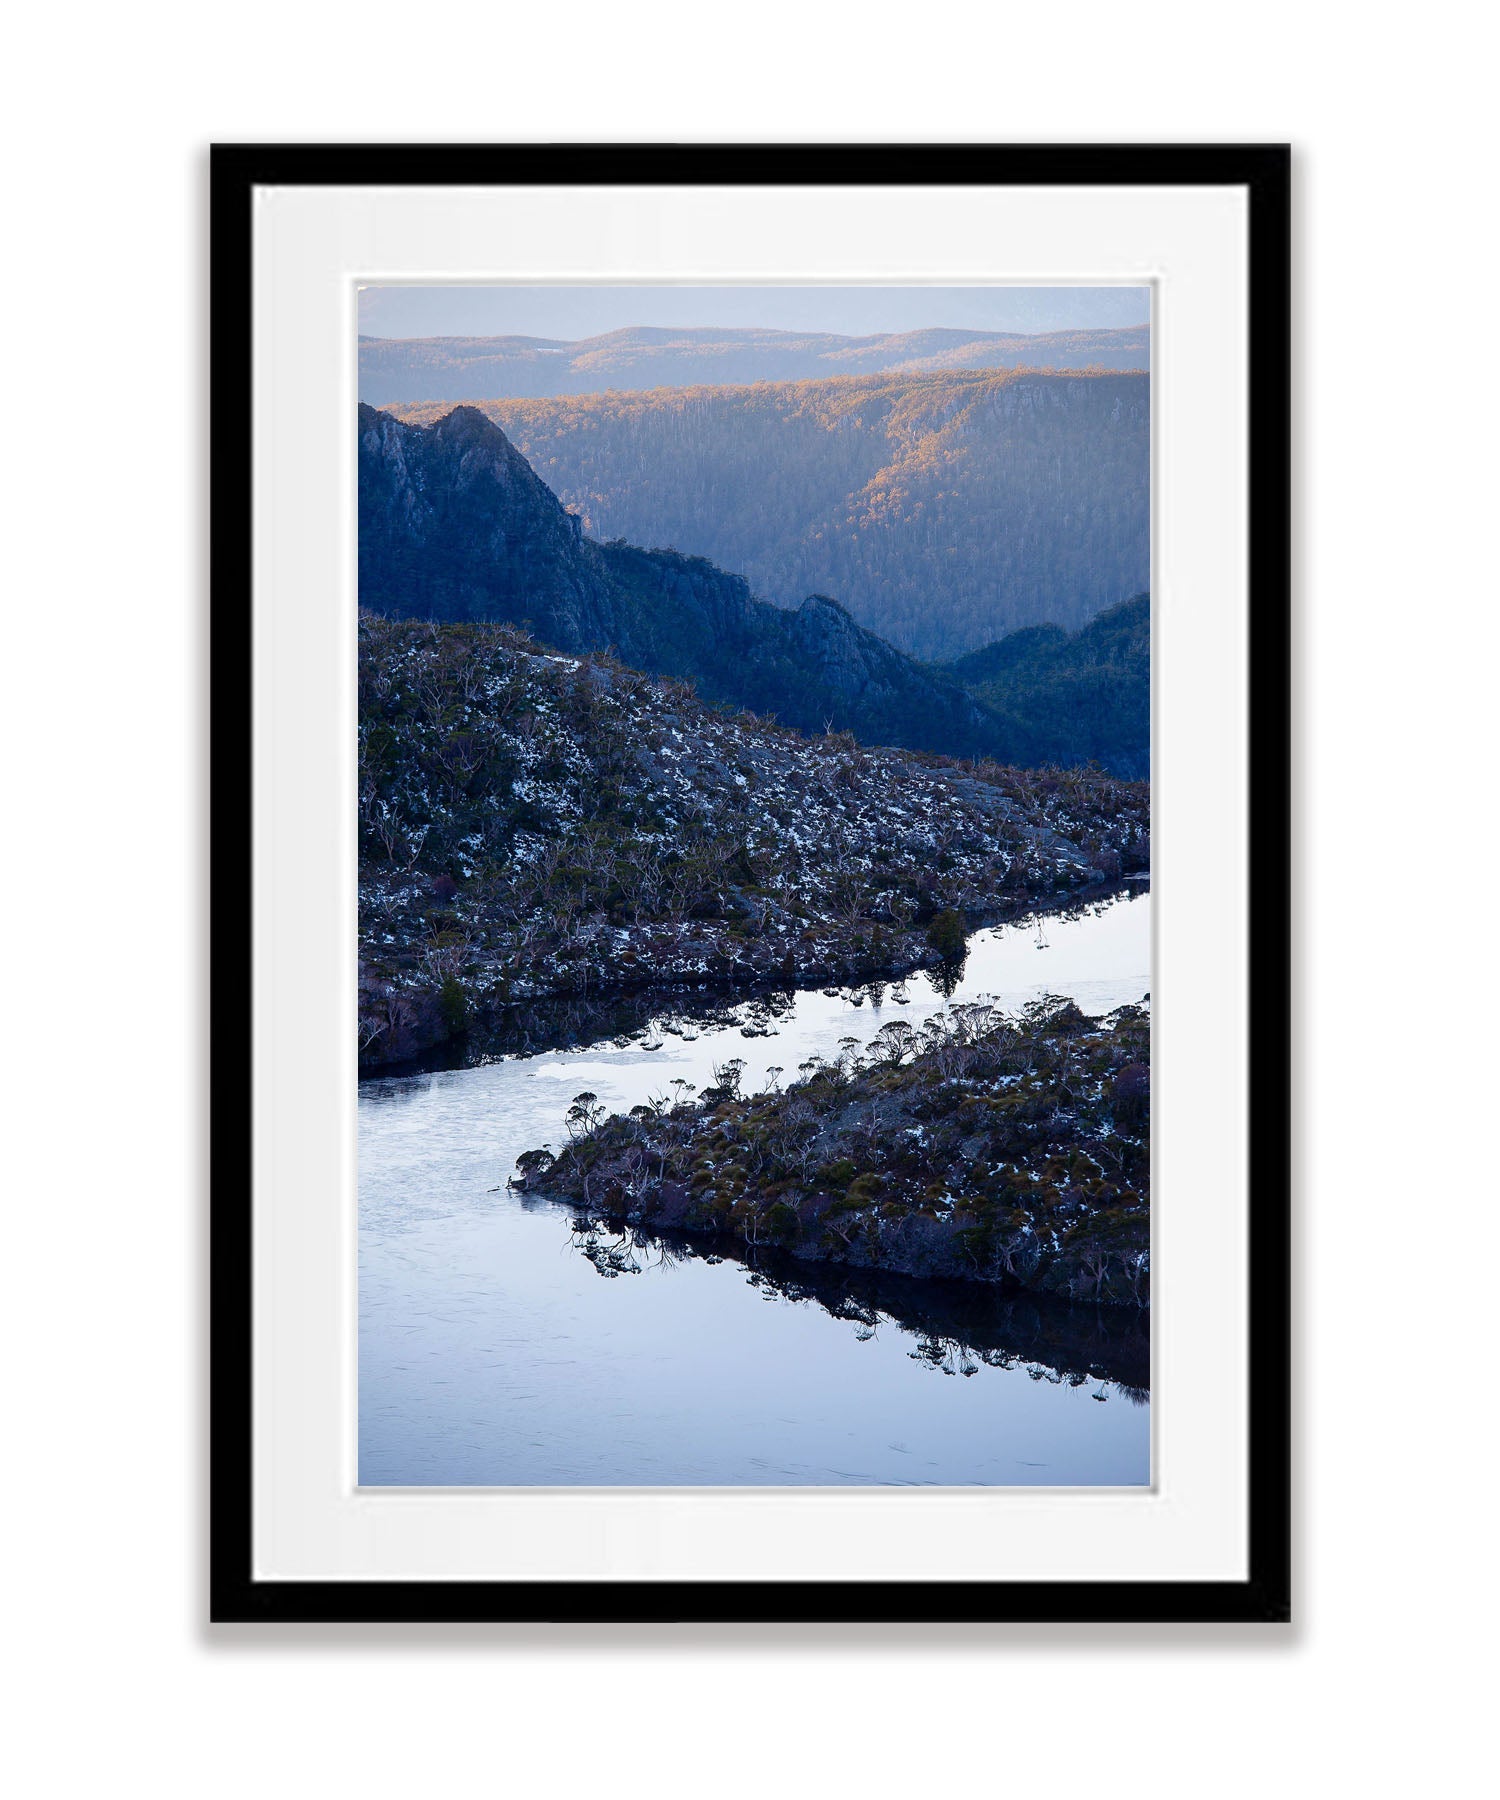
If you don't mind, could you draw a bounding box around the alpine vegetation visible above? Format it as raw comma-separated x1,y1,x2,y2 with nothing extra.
358,614,1149,1067
515,995,1151,1306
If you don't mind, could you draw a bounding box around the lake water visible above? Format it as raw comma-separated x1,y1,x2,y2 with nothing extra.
359,887,1151,1486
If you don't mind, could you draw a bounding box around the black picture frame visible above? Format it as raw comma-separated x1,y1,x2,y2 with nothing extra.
210,143,1290,1626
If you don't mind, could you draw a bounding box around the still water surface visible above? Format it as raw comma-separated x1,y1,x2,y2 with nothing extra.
360,888,1151,1486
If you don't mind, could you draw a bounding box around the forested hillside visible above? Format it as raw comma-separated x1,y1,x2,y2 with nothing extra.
359,403,1008,760
940,595,1151,779
359,322,1150,404
386,369,1149,659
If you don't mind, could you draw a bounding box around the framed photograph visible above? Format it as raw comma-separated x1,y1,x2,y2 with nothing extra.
212,143,1289,1622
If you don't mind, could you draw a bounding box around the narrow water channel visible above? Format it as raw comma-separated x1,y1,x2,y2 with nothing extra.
359,887,1151,1486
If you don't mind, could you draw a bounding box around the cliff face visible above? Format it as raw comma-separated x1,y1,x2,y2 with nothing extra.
357,403,606,641
782,595,992,752
358,403,1004,759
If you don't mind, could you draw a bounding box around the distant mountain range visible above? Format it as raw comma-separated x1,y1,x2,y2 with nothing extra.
358,322,1150,405
385,368,1148,660
358,404,1002,760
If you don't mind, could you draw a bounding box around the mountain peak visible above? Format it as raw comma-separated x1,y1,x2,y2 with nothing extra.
801,593,851,615
430,402,503,435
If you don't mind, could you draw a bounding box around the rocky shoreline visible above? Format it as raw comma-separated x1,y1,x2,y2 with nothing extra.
361,877,1142,1077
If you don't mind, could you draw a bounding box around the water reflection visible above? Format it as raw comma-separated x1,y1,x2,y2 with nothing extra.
564,1212,1150,1398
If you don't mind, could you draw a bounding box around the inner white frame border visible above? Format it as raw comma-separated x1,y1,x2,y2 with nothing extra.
251,181,1248,1582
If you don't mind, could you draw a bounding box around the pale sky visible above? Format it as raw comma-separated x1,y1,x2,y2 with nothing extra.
359,285,1149,342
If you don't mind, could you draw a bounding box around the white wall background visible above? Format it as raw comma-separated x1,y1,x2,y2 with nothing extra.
3,4,1493,1795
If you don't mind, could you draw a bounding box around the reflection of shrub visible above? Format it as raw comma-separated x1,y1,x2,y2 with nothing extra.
926,908,967,960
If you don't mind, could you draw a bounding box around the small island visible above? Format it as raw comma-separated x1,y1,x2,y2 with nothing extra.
515,994,1150,1308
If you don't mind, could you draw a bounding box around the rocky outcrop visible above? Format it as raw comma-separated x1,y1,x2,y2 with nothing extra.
358,403,604,637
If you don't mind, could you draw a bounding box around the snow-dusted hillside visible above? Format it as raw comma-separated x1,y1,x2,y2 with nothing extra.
359,614,1149,1067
